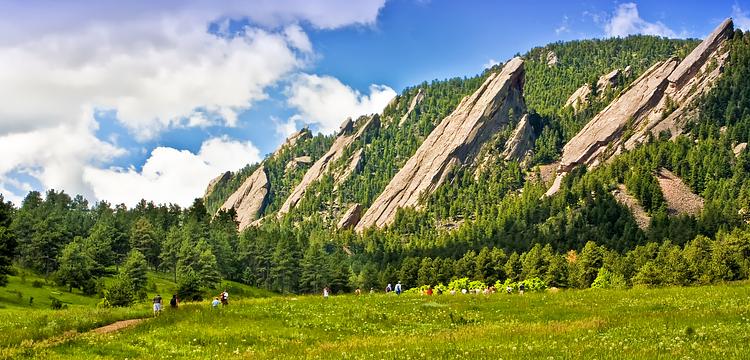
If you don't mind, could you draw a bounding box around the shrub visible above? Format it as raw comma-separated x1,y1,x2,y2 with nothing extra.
468,280,487,291
448,277,470,291
31,280,44,288
520,277,548,292
49,297,67,310
103,276,135,307
591,268,627,289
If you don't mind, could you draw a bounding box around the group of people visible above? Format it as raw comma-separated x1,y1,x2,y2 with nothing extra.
151,294,180,316
384,282,402,295
320,282,528,298
151,289,229,314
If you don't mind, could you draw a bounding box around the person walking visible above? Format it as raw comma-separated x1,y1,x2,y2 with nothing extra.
220,289,229,306
152,294,163,316
385,283,392,293
323,287,330,298
395,282,402,295
519,283,525,295
169,294,179,309
211,297,220,308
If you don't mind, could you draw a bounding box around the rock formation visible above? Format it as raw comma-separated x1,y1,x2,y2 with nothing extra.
285,156,312,172
399,88,425,126
547,18,733,196
356,57,526,231
337,203,363,229
278,115,380,217
336,148,364,186
546,51,558,67
503,114,535,162
204,171,230,200
283,128,312,149
218,166,269,231
564,68,625,113
734,143,747,156
656,169,704,216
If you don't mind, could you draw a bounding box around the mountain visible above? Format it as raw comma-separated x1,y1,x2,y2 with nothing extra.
208,21,735,234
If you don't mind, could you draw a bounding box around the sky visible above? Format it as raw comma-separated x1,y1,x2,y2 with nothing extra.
0,0,748,208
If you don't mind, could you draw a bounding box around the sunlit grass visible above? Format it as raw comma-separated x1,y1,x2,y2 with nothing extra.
4,282,748,359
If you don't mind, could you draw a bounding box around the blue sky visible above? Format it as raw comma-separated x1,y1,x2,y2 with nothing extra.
0,0,748,207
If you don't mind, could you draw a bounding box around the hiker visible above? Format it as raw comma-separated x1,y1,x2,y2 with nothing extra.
212,297,220,308
220,289,229,306
323,287,330,298
170,294,179,309
519,283,525,295
394,282,402,295
385,283,392,293
506,285,512,294
355,288,361,296
370,288,374,294
425,287,433,296
152,294,163,316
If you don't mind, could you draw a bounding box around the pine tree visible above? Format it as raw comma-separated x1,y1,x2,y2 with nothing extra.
0,195,15,287
55,237,95,292
121,249,148,295
130,217,159,269
160,226,181,282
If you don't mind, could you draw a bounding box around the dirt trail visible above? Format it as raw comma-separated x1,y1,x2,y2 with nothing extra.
92,318,146,334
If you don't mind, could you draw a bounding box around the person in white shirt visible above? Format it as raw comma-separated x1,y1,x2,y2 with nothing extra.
395,282,402,295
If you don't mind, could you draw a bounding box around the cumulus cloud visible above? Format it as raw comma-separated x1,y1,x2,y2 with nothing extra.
286,74,396,134
604,3,681,38
483,59,500,70
0,0,386,205
733,4,750,31
83,136,261,207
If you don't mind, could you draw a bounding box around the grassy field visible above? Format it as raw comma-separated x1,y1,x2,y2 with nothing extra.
2,282,749,359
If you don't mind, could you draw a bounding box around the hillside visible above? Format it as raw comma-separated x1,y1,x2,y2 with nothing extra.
3,19,750,298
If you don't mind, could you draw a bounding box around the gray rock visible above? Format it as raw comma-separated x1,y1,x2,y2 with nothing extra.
218,166,269,231
503,114,535,162
337,203,363,229
356,57,526,231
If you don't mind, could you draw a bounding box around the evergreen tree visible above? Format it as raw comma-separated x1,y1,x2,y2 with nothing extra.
130,217,159,269
0,195,15,287
121,249,148,296
55,237,95,293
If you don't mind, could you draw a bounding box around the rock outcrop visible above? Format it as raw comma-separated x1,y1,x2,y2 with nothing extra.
337,203,363,229
336,148,364,186
218,166,269,231
564,68,625,113
612,184,650,230
503,114,535,162
547,18,733,196
356,57,526,231
285,156,312,172
734,143,747,156
204,171,230,199
399,88,425,126
278,115,380,217
547,51,558,67
283,128,312,149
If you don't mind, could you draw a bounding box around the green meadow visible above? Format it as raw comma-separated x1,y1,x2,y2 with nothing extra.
2,282,749,359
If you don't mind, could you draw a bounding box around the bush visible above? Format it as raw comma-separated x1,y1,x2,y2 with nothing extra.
468,280,487,291
49,297,67,310
496,279,517,292
103,276,135,307
520,277,548,292
591,268,627,289
448,278,470,291
31,280,44,288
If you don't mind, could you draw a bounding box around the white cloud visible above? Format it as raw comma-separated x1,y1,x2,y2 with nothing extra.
0,0,386,205
555,15,571,35
286,74,397,134
604,3,681,38
733,4,750,31
83,136,261,207
272,115,302,139
483,59,500,69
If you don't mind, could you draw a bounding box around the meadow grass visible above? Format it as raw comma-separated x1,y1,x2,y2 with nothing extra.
2,282,748,359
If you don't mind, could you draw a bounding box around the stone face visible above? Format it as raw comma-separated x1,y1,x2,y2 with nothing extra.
399,88,425,126
734,143,747,156
337,203,363,229
503,114,535,162
356,57,526,231
546,19,734,196
564,68,623,113
204,171,231,199
564,84,592,112
282,128,312,150
546,51,558,66
219,166,269,231
596,69,621,94
278,115,380,217
336,148,364,186
285,156,313,172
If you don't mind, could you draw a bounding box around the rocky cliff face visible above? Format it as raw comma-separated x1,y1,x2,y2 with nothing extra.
547,18,733,196
277,115,380,217
564,67,629,113
218,166,269,231
503,114,535,162
355,57,526,231
399,88,425,126
337,203,363,229
204,171,231,200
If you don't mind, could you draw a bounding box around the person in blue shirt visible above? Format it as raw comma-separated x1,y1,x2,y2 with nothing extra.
395,282,402,295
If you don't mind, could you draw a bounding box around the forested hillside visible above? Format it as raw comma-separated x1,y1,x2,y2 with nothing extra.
2,29,750,300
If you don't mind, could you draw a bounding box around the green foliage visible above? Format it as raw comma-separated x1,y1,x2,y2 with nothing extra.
0,195,16,287
103,275,135,307
519,277,548,292
591,268,626,289
121,250,148,297
54,237,95,293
